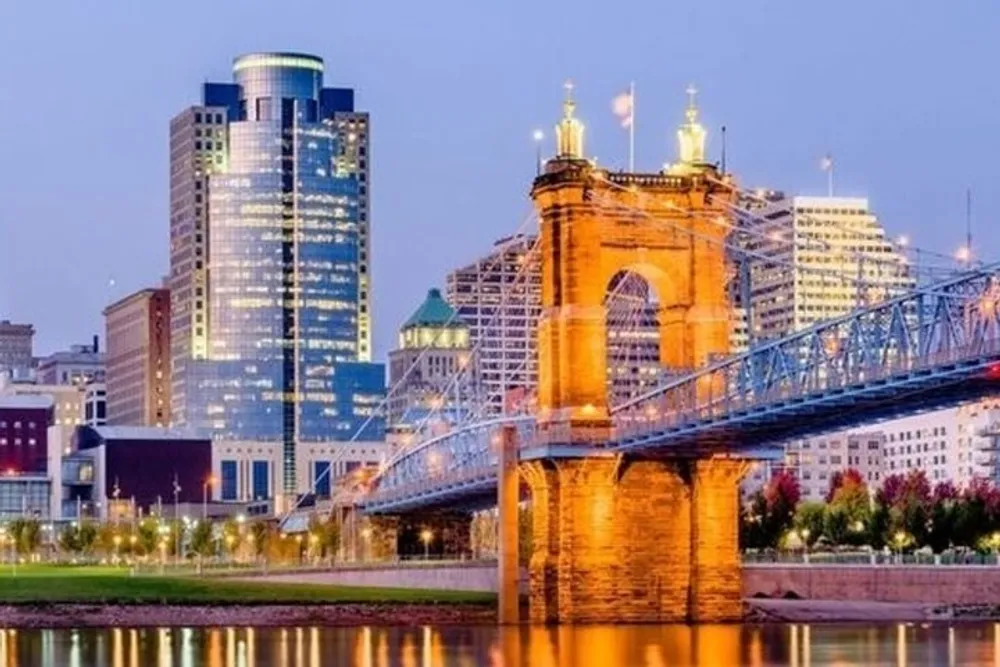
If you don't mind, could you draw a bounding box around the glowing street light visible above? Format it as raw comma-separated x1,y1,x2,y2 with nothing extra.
956,245,972,264
420,529,433,560
897,234,910,248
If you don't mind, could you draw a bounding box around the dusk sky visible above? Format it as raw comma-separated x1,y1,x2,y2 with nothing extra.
1,1,997,358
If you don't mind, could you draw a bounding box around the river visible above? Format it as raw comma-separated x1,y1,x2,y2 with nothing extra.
1,623,999,666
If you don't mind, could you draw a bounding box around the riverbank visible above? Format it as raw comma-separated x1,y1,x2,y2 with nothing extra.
746,599,1000,623
0,602,496,629
0,565,495,628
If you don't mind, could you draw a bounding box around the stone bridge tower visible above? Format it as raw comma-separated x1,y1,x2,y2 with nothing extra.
516,84,747,624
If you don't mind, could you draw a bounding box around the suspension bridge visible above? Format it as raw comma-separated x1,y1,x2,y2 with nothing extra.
285,85,1000,625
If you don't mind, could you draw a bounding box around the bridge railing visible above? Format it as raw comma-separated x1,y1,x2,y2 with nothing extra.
612,264,1000,442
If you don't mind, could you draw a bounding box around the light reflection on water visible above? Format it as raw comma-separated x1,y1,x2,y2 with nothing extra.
3,623,1000,666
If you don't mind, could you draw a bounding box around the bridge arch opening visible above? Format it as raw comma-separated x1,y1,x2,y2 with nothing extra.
605,269,664,407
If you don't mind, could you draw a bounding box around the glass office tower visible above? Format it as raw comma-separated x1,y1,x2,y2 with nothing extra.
171,53,383,496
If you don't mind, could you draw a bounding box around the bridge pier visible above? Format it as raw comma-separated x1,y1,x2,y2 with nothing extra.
521,455,747,624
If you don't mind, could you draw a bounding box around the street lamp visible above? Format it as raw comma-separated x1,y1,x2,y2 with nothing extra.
202,476,217,519
420,529,433,560
532,129,545,176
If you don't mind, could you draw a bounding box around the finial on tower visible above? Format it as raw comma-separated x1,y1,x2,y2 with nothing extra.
555,79,585,160
671,83,707,172
685,84,698,119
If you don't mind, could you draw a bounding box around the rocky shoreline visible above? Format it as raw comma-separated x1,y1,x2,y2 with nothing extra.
0,603,496,629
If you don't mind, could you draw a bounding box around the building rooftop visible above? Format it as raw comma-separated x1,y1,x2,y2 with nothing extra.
402,288,462,329
91,426,206,442
0,395,53,410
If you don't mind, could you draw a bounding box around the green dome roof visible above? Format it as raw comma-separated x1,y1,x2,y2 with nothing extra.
402,288,462,329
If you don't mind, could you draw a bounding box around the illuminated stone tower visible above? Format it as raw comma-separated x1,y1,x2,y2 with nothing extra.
509,85,747,625
531,83,734,446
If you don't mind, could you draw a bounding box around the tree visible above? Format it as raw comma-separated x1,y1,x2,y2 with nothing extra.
136,520,160,557
928,494,957,554
9,519,42,557
742,470,801,550
308,515,340,561
189,520,215,559
867,502,891,550
827,468,870,545
876,470,932,548
876,473,906,508
826,468,865,503
894,470,933,547
221,518,242,560
249,520,270,559
954,477,1000,549
793,502,825,548
58,525,79,555
824,508,851,546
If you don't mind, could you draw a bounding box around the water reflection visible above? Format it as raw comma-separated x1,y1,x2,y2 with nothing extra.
3,623,1000,666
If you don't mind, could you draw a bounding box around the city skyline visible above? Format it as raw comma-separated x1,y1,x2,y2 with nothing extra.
2,1,998,360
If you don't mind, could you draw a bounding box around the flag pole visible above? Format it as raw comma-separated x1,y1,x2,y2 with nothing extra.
628,81,635,172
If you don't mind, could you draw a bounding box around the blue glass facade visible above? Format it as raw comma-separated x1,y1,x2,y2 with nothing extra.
186,53,385,496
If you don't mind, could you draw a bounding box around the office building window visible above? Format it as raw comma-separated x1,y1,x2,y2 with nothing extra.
221,461,237,501
314,461,331,498
252,461,269,500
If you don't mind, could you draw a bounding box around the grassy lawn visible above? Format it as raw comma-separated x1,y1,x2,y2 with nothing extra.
0,565,494,606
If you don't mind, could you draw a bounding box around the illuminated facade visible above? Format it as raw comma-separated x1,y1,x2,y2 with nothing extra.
387,288,474,434
515,86,747,624
739,191,914,342
171,53,384,497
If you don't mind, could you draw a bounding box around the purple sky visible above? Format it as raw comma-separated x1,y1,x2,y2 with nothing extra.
1,1,998,359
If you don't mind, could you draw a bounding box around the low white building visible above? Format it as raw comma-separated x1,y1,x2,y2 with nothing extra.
744,431,884,501
211,440,390,505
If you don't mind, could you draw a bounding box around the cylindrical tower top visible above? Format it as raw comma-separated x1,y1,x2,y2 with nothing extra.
232,52,324,74
231,52,324,112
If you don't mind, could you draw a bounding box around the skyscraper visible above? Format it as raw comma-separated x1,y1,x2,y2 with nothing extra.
446,235,541,416
103,287,171,426
169,52,384,497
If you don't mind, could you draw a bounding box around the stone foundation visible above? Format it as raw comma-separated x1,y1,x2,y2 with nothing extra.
524,455,746,624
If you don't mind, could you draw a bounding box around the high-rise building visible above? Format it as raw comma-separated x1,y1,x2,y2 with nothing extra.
328,94,373,362
446,235,542,416
169,52,384,497
36,338,105,387
104,288,171,426
387,288,474,434
739,193,913,342
0,321,33,377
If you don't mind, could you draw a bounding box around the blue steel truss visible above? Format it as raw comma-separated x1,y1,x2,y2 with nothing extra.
363,263,1000,513
611,262,1000,453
